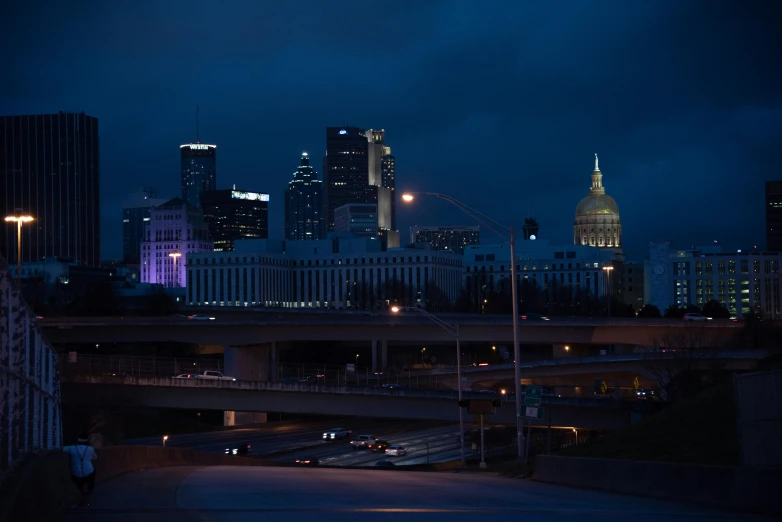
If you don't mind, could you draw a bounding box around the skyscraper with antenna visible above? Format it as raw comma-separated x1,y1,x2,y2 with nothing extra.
180,106,216,208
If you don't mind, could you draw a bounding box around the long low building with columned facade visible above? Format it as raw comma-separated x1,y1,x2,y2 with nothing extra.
185,237,462,309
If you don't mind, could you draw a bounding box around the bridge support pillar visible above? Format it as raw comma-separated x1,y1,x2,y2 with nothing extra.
223,344,277,426
380,340,388,373
372,340,378,373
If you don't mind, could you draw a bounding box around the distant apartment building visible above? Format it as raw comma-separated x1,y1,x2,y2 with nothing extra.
765,181,782,252
0,112,101,266
200,188,269,251
412,226,480,254
334,204,378,238
141,198,212,288
621,261,644,312
123,187,167,264
463,239,621,304
645,243,782,319
185,237,461,309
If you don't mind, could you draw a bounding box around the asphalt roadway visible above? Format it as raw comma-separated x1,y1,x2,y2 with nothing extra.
60,466,757,521
125,418,456,461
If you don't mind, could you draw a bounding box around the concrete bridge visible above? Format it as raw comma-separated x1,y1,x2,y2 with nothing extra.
60,374,636,431
39,314,740,347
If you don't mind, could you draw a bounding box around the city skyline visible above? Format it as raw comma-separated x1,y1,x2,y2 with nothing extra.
1,1,780,262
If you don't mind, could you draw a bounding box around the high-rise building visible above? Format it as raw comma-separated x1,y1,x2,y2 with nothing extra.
0,112,100,266
765,181,782,252
200,189,269,251
323,127,398,246
412,226,480,254
334,204,378,238
284,152,323,240
141,198,212,287
122,187,167,264
181,143,216,208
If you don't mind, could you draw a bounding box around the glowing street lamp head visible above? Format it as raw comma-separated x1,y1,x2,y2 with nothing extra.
5,215,34,223
169,252,182,259
401,194,415,203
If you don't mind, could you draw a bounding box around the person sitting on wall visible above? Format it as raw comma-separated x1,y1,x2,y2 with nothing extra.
63,432,98,506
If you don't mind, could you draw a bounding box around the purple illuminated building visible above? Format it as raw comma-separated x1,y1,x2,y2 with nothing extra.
141,197,212,287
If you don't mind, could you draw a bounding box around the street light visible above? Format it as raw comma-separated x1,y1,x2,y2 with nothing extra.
169,252,182,288
401,192,524,462
391,305,466,468
5,215,34,284
162,435,169,448
602,266,614,318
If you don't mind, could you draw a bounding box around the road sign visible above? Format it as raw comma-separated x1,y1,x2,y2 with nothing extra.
600,380,607,394
525,406,543,419
633,376,640,390
525,385,543,406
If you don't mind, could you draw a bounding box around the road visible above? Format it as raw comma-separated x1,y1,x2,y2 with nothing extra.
60,466,755,521
124,418,454,460
280,424,465,466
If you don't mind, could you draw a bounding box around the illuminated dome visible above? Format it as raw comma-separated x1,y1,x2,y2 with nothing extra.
573,154,622,248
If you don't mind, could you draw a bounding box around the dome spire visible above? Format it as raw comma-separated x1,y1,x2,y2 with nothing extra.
590,154,604,195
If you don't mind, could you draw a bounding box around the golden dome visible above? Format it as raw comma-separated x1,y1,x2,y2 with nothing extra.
576,193,619,216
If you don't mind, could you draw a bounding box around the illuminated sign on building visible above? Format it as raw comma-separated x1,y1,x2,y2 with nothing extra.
339,129,347,135
180,144,216,150
231,191,269,202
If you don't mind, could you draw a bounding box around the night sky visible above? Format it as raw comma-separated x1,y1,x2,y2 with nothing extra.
2,0,781,261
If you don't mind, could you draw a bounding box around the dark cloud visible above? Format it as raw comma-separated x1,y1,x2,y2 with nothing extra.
2,0,780,260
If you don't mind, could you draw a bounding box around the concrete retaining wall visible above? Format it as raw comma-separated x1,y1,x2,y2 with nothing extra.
533,455,781,515
0,446,268,522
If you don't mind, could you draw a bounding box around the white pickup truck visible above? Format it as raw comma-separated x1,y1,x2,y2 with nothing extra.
175,371,236,381
350,434,376,450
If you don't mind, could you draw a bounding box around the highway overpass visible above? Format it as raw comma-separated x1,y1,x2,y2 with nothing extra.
60,374,636,431
39,313,740,347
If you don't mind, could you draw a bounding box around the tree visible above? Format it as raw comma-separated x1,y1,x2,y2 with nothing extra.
638,304,661,318
663,305,685,318
142,292,177,316
641,326,724,403
702,299,730,319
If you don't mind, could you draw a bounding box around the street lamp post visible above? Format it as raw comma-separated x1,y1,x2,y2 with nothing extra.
169,252,182,288
5,215,34,284
402,192,524,462
391,305,466,468
603,266,614,318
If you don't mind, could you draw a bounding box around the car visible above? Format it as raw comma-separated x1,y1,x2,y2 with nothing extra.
323,428,351,440
382,383,407,389
294,456,319,466
684,312,711,321
174,373,200,379
385,445,407,457
520,313,550,321
375,460,395,467
199,370,236,381
368,439,390,452
350,434,376,449
479,389,498,396
188,314,216,321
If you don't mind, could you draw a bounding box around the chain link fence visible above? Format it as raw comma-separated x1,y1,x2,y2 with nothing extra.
0,258,62,484
734,369,782,467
